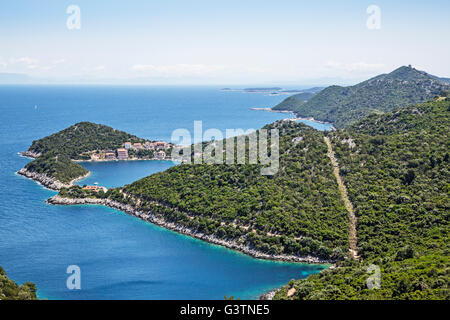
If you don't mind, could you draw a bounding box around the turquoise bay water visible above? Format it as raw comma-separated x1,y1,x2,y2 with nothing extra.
0,86,329,300
76,160,178,188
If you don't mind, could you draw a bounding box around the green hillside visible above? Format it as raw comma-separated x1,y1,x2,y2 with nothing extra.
273,66,449,128
0,266,37,300
25,151,88,184
100,122,349,260
273,92,316,111
274,97,449,300
28,122,144,159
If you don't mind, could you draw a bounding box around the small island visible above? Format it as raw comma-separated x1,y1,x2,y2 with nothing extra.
18,122,174,190
221,87,323,96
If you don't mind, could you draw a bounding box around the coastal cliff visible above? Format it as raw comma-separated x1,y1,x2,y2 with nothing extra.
19,151,41,159
259,289,280,300
47,194,333,264
17,167,90,191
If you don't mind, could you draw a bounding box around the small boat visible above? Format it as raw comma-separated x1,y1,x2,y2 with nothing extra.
94,182,99,185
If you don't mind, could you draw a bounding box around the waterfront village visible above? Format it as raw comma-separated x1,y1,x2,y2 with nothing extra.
80,140,172,193
88,141,172,162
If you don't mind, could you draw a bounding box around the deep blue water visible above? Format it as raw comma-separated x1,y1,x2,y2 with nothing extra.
0,85,329,300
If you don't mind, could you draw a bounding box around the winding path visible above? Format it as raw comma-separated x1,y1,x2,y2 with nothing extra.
324,136,359,260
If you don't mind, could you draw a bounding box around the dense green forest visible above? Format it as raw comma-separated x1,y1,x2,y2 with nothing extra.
0,266,37,300
122,122,349,259
273,66,449,128
274,97,449,299
25,151,88,184
27,122,144,159
273,92,316,111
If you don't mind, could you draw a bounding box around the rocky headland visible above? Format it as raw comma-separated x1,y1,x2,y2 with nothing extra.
17,167,90,191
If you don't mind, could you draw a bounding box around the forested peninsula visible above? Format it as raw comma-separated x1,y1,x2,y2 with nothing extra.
48,120,348,263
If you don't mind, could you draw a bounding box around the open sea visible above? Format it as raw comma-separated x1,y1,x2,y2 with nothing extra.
0,85,330,300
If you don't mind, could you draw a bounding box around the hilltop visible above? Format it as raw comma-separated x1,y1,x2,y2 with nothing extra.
273,66,449,128
26,122,145,159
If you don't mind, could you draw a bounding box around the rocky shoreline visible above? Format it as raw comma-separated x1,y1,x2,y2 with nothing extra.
17,167,90,191
47,195,333,265
259,288,280,300
19,151,41,159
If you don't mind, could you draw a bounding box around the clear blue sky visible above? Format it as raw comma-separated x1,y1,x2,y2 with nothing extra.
1,0,449,84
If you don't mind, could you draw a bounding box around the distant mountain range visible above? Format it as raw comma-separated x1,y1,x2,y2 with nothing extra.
273,66,450,128
221,87,325,96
